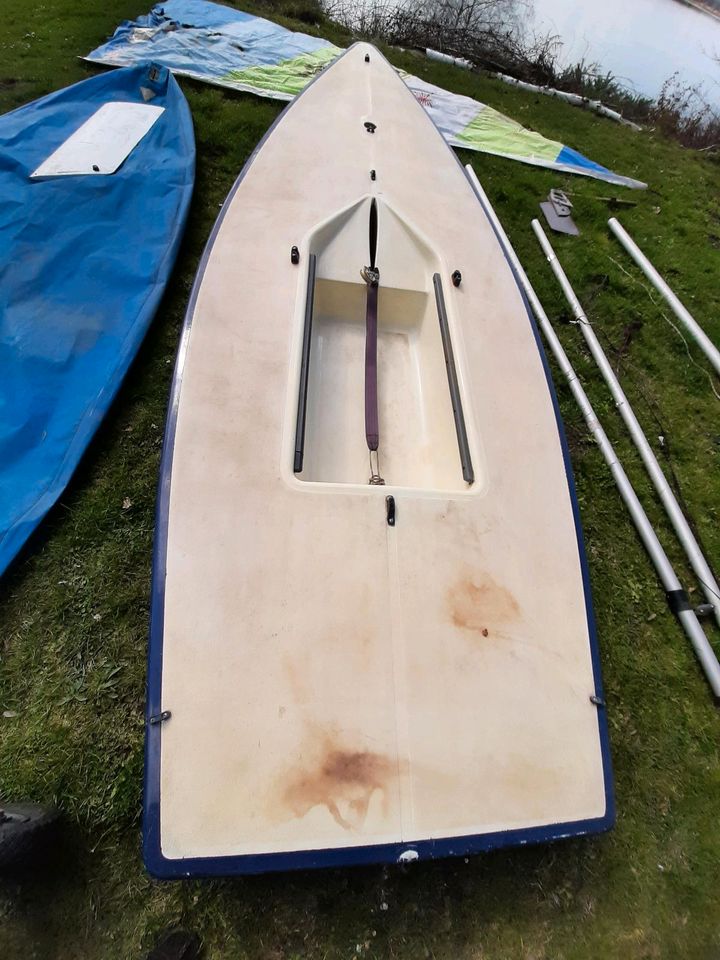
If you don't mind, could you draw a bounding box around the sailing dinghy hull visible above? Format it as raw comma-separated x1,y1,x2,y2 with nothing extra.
145,43,613,877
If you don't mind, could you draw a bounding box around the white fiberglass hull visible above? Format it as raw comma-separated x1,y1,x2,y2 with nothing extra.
144,43,612,877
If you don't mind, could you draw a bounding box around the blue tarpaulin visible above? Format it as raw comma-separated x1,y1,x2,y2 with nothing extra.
0,64,195,577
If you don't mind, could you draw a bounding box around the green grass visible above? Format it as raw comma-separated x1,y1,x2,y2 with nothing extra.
1,1,720,958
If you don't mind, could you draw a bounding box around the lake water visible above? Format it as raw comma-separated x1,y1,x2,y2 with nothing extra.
529,0,720,104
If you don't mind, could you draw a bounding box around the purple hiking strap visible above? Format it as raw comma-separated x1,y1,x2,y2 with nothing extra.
364,279,379,451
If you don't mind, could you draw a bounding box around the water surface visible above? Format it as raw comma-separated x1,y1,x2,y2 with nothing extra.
530,0,720,103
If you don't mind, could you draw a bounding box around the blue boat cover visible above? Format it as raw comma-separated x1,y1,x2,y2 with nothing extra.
0,64,195,577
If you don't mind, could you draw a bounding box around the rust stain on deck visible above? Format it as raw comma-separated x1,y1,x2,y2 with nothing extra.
447,574,520,636
281,741,395,830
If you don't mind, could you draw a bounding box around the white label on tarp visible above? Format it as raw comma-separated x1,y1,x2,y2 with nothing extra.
30,102,165,178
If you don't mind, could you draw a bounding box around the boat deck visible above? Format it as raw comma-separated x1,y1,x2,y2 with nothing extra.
145,42,611,875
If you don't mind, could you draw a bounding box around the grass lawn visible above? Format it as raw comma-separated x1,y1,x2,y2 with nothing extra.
1,1,720,957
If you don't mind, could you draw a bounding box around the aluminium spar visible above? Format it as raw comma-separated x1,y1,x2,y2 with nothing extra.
609,217,720,379
464,165,720,703
532,219,720,631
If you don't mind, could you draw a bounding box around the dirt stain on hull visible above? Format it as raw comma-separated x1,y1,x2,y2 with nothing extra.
281,740,396,830
447,573,520,637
